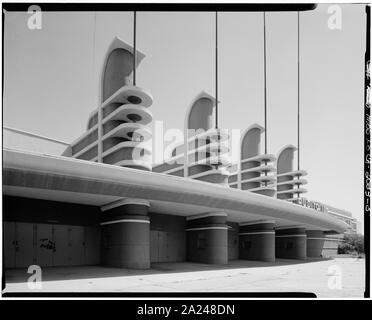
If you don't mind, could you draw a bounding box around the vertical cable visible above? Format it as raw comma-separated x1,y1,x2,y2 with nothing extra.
214,11,219,170
93,12,102,163
263,12,268,186
263,12,268,154
297,11,300,171
215,11,218,129
297,11,301,198
92,12,96,81
133,11,137,86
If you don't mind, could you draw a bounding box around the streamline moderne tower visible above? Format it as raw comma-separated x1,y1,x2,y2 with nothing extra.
61,37,154,268
153,91,230,185
228,124,276,197
62,37,153,172
153,91,232,264
276,145,308,201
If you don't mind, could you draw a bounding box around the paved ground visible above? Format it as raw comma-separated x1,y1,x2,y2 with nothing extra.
3,257,365,297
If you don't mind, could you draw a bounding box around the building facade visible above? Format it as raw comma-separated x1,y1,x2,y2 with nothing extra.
3,37,353,270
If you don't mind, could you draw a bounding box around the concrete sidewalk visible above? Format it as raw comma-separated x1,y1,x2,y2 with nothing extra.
3,257,365,297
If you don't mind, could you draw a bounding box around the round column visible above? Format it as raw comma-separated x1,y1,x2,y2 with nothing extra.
239,220,275,262
101,199,150,269
186,212,228,265
275,226,307,260
306,230,325,257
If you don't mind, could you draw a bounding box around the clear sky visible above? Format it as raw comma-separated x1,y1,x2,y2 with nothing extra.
3,4,366,230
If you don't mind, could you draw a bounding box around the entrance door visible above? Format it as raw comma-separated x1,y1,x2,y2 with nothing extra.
6,223,101,268
52,224,70,266
150,230,186,263
158,231,168,262
150,230,159,263
166,231,186,262
85,226,101,265
228,229,239,260
15,223,35,268
68,226,85,265
150,231,166,262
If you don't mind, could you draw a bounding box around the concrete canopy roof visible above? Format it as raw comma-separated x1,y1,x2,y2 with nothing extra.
3,148,348,233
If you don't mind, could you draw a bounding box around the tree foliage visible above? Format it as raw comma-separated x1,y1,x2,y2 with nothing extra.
338,233,364,255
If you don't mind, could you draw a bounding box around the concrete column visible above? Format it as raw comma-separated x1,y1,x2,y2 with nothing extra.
275,226,307,260
239,220,275,262
306,230,325,258
322,234,343,257
186,212,228,265
100,199,150,269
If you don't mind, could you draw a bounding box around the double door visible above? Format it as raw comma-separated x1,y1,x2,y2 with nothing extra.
150,230,185,263
4,222,100,268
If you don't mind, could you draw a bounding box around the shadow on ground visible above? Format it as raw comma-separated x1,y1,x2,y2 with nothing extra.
4,257,333,284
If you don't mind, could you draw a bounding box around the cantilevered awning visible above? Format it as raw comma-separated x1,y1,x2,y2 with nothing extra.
3,148,347,233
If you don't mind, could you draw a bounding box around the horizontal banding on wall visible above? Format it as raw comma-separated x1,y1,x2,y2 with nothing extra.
100,207,151,269
101,213,150,223
100,218,150,226
308,237,344,241
186,212,228,265
101,199,150,222
187,213,227,234
275,227,307,260
239,231,275,235
103,205,149,217
238,220,275,262
275,234,307,237
306,230,325,257
186,227,228,231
